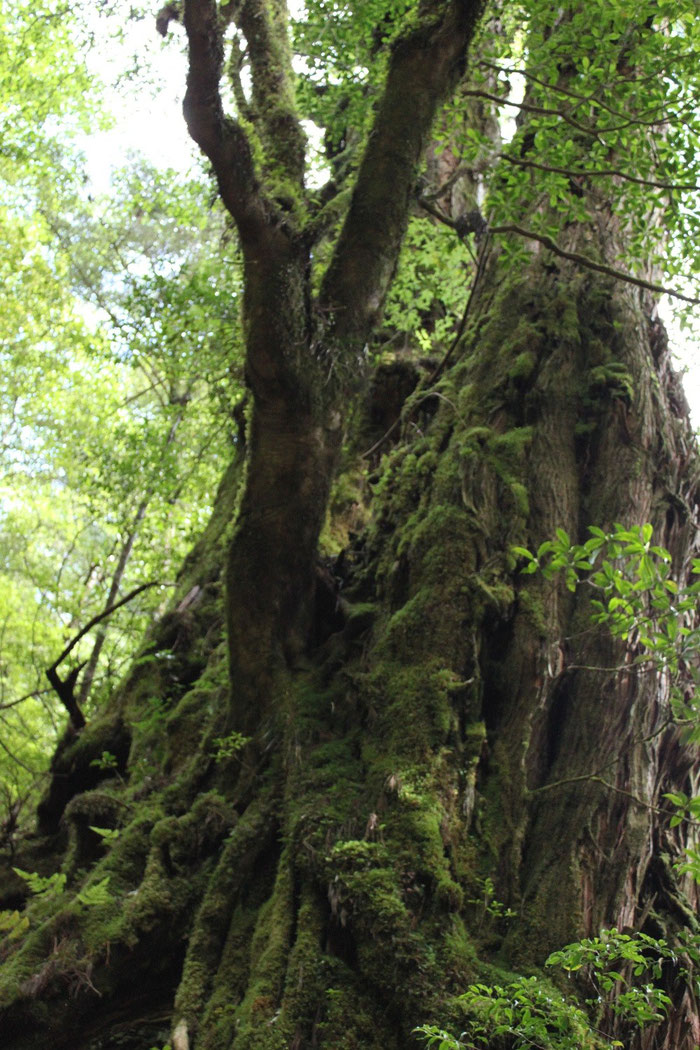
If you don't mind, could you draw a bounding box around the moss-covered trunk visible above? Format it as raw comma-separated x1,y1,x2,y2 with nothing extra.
1,207,698,1048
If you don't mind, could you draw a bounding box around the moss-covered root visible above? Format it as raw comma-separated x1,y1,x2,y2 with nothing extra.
172,790,278,1046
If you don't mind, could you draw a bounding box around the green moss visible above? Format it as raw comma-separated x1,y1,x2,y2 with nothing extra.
487,426,533,464
164,644,228,769
150,792,236,871
320,466,370,554
586,362,634,405
508,350,537,382
232,858,294,1046
509,480,530,517
518,588,549,637
318,983,399,1049
442,916,479,983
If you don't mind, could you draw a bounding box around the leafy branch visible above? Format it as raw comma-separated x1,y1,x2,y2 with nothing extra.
498,152,699,193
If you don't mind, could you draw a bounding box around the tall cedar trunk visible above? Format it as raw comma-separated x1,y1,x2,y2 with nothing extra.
1,3,699,1050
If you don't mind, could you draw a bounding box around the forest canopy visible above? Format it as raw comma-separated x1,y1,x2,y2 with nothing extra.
1,1,700,1049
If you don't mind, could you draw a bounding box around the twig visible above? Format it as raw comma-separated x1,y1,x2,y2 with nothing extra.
46,582,160,730
499,151,699,193
0,687,51,712
490,223,700,305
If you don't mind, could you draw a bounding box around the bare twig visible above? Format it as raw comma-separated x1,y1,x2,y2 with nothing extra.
490,223,700,305
499,152,699,193
46,582,160,730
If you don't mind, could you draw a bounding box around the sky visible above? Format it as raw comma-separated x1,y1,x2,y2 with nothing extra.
82,16,197,194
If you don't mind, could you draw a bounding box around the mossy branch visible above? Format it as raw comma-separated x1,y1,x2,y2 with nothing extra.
231,0,306,187
319,0,487,349
183,0,273,245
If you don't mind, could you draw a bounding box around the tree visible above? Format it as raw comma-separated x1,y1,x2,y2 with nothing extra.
0,151,240,819
1,1,700,1049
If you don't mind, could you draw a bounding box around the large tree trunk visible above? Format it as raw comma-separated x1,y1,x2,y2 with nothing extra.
1,3,698,1050
1,222,697,1050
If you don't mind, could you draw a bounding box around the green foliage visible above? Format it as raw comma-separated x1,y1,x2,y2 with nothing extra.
90,751,119,773
473,0,700,326
512,523,697,678
416,977,605,1049
416,926,699,1050
466,877,516,926
382,218,472,353
211,732,251,763
0,0,99,193
76,875,112,908
0,911,29,941
12,867,66,900
545,927,700,1027
0,0,243,818
88,825,121,846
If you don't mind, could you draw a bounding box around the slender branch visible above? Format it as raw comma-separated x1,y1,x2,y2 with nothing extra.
490,223,700,305
45,582,162,730
49,582,160,672
77,506,148,706
46,662,87,730
476,59,670,125
183,0,271,244
530,770,685,822
462,88,603,138
0,688,51,713
464,87,680,139
421,164,473,202
499,152,699,193
417,198,699,305
0,733,39,776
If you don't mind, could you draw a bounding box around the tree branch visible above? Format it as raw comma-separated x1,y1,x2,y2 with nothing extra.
491,223,700,305
463,87,677,139
462,88,603,138
49,581,160,672
475,59,670,126
230,0,306,188
45,581,161,730
319,0,487,350
416,198,700,305
499,152,699,193
0,688,51,713
183,0,271,244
